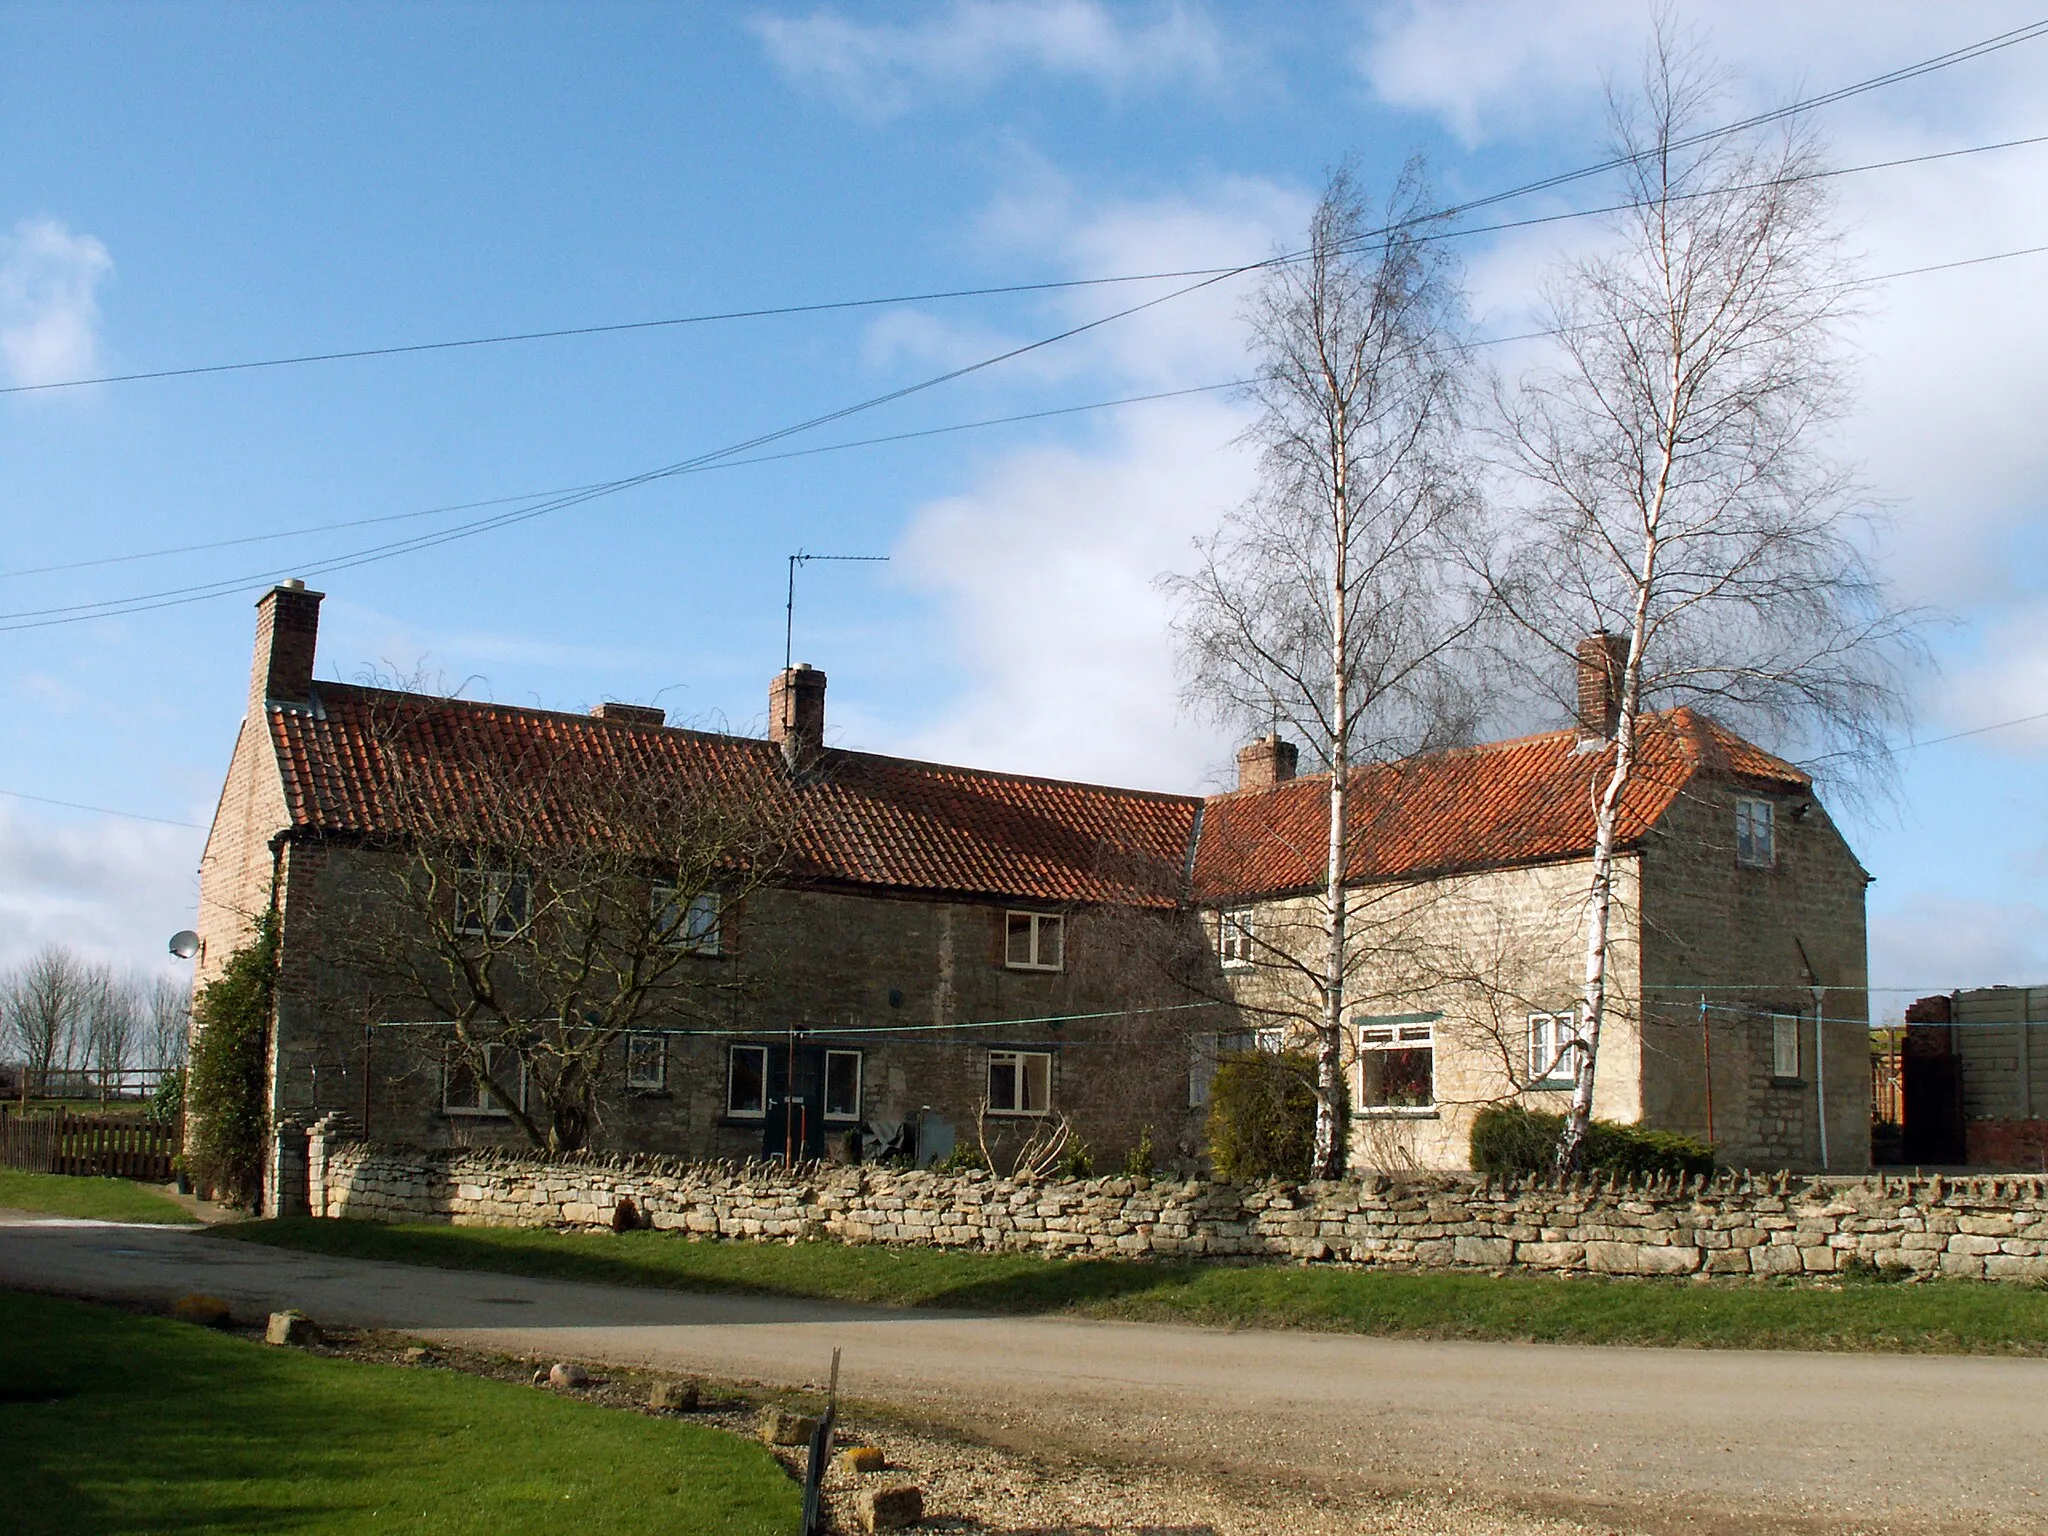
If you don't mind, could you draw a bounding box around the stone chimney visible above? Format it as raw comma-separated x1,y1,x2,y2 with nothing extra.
1575,631,1630,741
591,702,665,727
1235,733,1299,791
769,664,827,769
250,581,324,714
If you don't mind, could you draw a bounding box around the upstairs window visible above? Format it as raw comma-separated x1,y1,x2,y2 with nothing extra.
454,866,528,938
626,1032,666,1091
444,1042,523,1116
987,1049,1052,1115
1218,907,1257,969
1359,1021,1434,1111
1005,911,1064,971
1771,1013,1803,1080
823,1049,863,1122
1736,797,1776,868
727,1043,769,1119
1528,1009,1588,1086
653,885,722,954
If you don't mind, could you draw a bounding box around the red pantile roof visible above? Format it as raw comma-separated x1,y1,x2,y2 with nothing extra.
1191,708,1808,902
268,684,1200,908
264,686,1805,908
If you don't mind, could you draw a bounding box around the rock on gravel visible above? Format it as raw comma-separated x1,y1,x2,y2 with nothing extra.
265,1310,321,1346
547,1362,590,1389
856,1483,924,1533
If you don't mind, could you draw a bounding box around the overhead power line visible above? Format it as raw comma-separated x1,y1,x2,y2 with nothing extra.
6,234,2045,632
5,20,2044,399
0,785,205,829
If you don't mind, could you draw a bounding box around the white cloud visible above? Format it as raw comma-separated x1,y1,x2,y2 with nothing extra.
0,216,113,389
753,0,1226,117
0,805,202,976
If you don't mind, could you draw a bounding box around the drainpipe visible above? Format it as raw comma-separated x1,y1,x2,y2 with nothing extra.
1813,983,1829,1172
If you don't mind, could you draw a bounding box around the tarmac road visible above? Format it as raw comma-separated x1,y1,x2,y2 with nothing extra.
5,1211,2045,1536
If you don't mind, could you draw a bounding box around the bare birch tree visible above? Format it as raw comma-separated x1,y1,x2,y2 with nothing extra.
2,947,87,1098
1481,34,1921,1170
1165,163,1479,1178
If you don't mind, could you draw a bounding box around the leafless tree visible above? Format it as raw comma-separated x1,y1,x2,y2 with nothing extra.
340,692,795,1153
144,974,192,1075
1164,163,1480,1177
2,947,87,1099
82,969,139,1101
1479,31,1922,1170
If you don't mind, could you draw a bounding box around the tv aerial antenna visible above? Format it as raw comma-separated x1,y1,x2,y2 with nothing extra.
784,550,888,671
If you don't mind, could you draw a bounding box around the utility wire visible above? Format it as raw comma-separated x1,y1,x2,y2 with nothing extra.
8,232,2047,631
6,21,2043,398
0,785,205,829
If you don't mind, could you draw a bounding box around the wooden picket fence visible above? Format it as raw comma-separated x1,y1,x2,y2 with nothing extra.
0,1108,177,1181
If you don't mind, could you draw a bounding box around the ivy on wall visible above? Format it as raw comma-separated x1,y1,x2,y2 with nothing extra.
186,914,277,1206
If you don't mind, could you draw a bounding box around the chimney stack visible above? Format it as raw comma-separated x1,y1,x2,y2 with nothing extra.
1575,631,1629,741
591,702,665,727
769,663,827,770
1235,733,1299,791
250,581,324,715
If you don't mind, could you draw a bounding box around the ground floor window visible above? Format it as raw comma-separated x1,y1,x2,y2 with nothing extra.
626,1032,666,1091
727,1043,769,1118
1358,1020,1434,1111
823,1049,863,1121
987,1049,1052,1115
443,1042,523,1116
1771,1013,1803,1081
1527,1009,1587,1086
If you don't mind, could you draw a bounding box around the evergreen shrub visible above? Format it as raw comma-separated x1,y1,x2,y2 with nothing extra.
1206,1050,1316,1180
185,916,278,1206
1470,1103,1715,1180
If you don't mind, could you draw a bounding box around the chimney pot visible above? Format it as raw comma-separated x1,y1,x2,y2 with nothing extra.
769,664,827,770
250,581,324,715
1575,632,1629,741
1235,733,1299,791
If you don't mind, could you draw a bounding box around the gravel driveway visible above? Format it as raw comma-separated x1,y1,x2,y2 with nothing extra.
5,1212,2044,1535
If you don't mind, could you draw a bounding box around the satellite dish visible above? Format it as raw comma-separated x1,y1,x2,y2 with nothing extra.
168,930,201,961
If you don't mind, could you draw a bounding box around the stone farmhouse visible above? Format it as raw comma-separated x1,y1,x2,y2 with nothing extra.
195,583,1872,1195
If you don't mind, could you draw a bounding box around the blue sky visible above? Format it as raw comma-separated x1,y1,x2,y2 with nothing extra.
2,2,2044,1011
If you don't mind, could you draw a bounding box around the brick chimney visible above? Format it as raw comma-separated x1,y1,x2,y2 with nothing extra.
769,663,827,769
1235,733,1299,791
250,581,323,714
1575,631,1630,741
591,702,665,727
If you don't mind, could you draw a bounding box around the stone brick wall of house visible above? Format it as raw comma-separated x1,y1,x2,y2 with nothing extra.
265,845,1206,1170
1216,855,1646,1171
309,1132,2048,1282
1637,780,1871,1172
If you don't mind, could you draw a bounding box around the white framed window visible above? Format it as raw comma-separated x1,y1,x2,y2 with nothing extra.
1358,1021,1435,1112
987,1049,1052,1115
653,885,722,954
1771,1013,1802,1080
443,1042,524,1116
454,866,528,938
1736,797,1776,868
1528,1009,1588,1086
823,1049,863,1122
1253,1026,1288,1053
626,1032,666,1091
1218,907,1257,969
727,1043,769,1119
1005,911,1064,971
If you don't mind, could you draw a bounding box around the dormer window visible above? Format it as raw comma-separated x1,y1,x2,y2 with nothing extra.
1735,798,1776,868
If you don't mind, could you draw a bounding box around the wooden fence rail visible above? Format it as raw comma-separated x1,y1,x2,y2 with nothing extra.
0,1108,177,1181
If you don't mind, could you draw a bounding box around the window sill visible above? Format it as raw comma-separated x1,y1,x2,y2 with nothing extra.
721,1113,767,1126
1771,1076,1806,1089
1003,963,1064,974
1524,1081,1575,1093
628,1088,672,1099
1355,1107,1440,1120
984,1109,1053,1118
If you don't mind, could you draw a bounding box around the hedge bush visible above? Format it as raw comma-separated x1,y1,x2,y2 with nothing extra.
1470,1103,1714,1180
1206,1050,1316,1180
185,916,277,1207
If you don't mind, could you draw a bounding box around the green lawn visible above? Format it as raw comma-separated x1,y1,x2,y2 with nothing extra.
0,1289,796,1535
222,1217,2048,1355
0,1168,198,1224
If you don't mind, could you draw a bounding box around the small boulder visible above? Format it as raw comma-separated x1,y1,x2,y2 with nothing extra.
264,1310,321,1347
834,1445,886,1477
758,1406,820,1446
170,1294,231,1329
403,1346,434,1365
548,1362,590,1389
856,1483,925,1532
648,1378,699,1413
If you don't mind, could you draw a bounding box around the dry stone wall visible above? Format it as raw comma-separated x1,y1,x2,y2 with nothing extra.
310,1132,2048,1282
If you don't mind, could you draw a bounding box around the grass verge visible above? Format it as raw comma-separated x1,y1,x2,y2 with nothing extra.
0,1288,795,1535
0,1168,198,1224
221,1217,2048,1354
